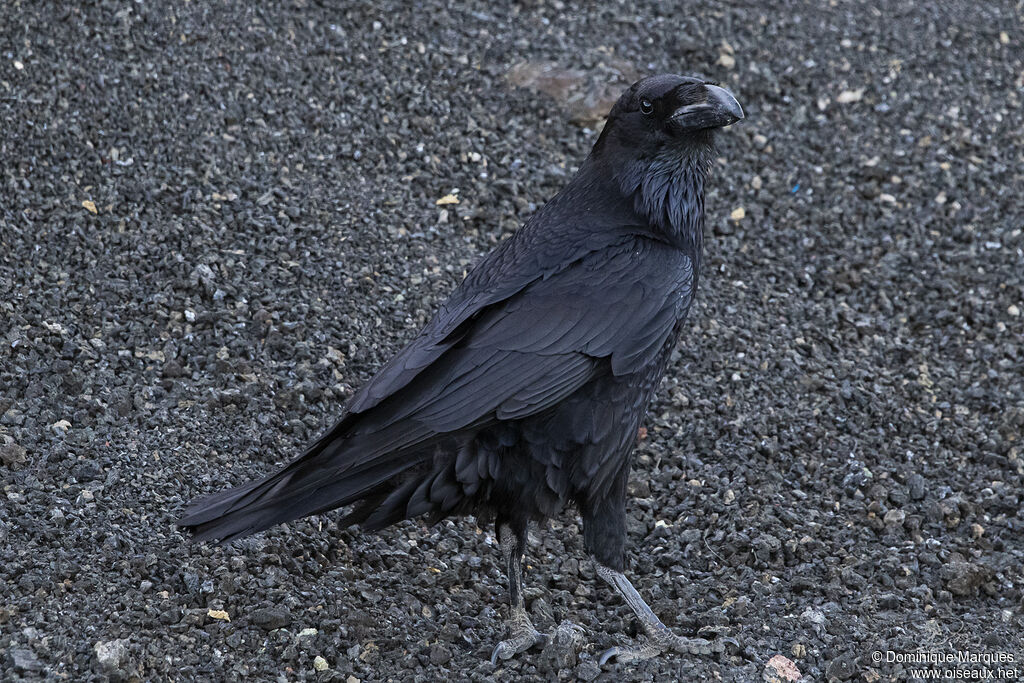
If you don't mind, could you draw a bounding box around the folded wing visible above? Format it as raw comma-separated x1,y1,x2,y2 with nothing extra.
179,235,694,541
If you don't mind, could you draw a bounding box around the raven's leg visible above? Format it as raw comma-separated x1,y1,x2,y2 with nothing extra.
490,520,549,663
582,477,721,664
594,563,716,664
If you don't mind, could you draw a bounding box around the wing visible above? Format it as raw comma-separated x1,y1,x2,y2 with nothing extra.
285,234,694,508
179,235,696,540
342,217,666,417
337,235,695,456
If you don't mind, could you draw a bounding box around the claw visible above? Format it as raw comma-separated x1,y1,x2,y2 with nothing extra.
598,639,663,665
490,627,547,664
599,646,625,666
720,636,742,655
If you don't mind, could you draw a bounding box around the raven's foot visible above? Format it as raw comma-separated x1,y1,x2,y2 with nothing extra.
599,626,729,665
594,562,737,665
490,606,549,664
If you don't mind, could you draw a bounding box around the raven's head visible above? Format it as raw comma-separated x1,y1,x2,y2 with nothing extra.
588,75,743,246
598,74,743,156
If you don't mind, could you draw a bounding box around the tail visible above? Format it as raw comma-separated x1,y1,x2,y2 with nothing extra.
177,426,473,543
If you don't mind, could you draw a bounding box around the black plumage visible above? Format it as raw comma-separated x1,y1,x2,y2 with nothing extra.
179,74,743,663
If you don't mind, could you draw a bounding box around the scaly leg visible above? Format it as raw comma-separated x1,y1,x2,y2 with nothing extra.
490,521,549,663
595,562,721,664
583,473,731,665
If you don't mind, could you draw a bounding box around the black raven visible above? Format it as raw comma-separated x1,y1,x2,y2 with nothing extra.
179,74,743,664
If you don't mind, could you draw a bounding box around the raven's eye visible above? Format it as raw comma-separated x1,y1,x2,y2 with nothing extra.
640,99,654,115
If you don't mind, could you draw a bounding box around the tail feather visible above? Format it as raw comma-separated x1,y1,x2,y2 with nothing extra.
177,431,434,543
336,476,420,531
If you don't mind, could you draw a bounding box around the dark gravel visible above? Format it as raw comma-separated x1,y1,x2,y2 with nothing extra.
2,1,1022,681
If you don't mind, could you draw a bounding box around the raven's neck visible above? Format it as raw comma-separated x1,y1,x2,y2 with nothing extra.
559,146,711,261
525,145,711,274
612,150,709,258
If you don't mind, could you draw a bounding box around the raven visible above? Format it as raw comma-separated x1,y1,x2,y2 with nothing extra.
179,74,743,664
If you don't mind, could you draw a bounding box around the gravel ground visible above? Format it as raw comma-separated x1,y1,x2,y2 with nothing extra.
2,1,1022,681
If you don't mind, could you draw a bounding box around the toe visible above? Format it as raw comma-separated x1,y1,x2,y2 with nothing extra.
599,640,663,665
598,646,626,666
600,633,733,665
671,636,713,656
490,629,546,665
490,642,509,665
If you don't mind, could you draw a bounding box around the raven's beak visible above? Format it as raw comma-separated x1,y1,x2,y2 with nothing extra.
671,84,744,131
